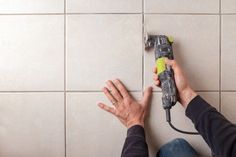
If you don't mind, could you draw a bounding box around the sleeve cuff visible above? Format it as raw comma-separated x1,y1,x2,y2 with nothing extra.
127,125,145,138
185,95,213,124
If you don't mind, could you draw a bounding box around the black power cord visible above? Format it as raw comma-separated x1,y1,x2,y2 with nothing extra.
165,109,199,135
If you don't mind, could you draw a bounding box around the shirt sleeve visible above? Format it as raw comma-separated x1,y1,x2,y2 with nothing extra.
186,95,236,157
121,125,149,157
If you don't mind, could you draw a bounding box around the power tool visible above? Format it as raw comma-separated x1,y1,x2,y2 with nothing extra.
144,34,199,135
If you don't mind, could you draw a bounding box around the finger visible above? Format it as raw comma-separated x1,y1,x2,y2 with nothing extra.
98,103,116,115
106,80,123,101
153,74,161,87
141,87,153,107
153,66,157,74
113,79,131,98
153,74,158,81
102,87,118,106
165,58,184,78
165,58,178,70
154,80,160,86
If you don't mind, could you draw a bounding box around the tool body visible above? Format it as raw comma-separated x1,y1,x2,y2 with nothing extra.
145,35,177,110
144,34,199,135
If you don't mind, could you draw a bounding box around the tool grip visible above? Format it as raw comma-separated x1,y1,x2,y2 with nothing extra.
156,57,177,109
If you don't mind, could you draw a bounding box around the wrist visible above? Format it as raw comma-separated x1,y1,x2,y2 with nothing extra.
127,120,144,129
179,87,197,108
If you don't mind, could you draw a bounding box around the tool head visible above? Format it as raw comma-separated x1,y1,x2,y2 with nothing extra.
144,34,174,51
144,34,155,51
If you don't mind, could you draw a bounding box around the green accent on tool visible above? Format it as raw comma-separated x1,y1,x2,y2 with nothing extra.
156,57,166,75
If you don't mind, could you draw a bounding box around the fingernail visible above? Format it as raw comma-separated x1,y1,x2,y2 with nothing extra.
98,103,103,108
102,87,106,92
105,81,110,85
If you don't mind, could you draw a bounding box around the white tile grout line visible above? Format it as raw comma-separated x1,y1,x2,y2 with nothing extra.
64,0,67,156
1,90,235,93
1,89,236,92
142,0,144,95
219,0,222,113
0,13,236,15
0,90,236,94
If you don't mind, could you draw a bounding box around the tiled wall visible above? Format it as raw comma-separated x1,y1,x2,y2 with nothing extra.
0,0,235,157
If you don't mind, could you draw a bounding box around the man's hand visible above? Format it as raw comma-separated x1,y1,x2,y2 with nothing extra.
98,79,152,128
153,58,197,108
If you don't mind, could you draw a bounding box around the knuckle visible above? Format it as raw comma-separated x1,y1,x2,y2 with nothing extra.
104,106,109,111
115,94,122,100
172,60,177,66
124,97,130,103
113,92,119,97
118,105,124,111
127,99,132,104
120,88,126,93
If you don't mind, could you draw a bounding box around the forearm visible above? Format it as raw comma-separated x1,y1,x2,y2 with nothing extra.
186,96,236,157
121,125,149,157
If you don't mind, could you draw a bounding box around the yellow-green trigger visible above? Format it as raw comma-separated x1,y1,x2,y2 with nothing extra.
156,57,166,75
168,36,174,43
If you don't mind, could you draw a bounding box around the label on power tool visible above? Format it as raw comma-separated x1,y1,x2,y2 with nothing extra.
156,57,166,75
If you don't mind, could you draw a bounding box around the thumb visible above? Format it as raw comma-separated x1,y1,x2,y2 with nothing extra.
141,87,153,107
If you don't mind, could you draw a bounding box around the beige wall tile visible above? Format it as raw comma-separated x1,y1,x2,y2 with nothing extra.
0,16,64,91
0,0,64,13
146,92,219,157
221,92,236,123
66,92,141,157
67,15,142,91
0,93,64,157
144,15,219,91
67,0,142,13
221,15,236,90
145,0,219,13
222,0,236,13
